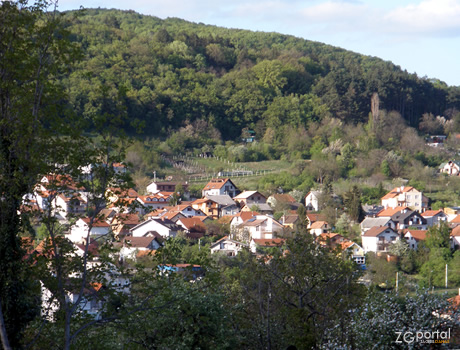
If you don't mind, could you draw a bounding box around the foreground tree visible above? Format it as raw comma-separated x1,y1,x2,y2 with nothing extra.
0,0,79,347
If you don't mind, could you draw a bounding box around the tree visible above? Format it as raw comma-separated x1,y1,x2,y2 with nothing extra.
342,185,364,222
0,1,79,347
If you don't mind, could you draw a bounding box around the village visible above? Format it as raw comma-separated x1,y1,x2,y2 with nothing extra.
22,165,460,320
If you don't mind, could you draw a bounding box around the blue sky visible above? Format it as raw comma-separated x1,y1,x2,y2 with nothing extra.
57,0,460,86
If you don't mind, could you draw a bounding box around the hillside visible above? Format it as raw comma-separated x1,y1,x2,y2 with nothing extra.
62,8,460,142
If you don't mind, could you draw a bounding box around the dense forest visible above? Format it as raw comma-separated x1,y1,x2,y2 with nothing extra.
62,8,460,142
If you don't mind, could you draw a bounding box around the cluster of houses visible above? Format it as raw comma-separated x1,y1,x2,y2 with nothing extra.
26,171,460,319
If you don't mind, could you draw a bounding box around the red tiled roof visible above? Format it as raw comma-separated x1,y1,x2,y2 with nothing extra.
363,226,393,237
310,221,328,229
404,230,427,241
451,215,460,224
203,178,232,191
377,206,407,217
452,226,460,236
81,217,110,227
421,209,443,217
381,186,416,200
252,238,286,246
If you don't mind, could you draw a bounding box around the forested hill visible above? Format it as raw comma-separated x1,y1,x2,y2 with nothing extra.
63,8,460,140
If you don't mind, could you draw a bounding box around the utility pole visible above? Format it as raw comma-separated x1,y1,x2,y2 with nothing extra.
396,271,399,294
445,264,448,289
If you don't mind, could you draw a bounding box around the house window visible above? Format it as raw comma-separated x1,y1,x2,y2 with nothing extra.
391,237,396,241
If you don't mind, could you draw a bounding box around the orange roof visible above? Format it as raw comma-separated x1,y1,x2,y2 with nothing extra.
203,178,233,191
363,226,393,237
271,194,296,203
81,217,110,227
452,226,460,236
310,221,328,229
377,206,407,217
108,187,138,198
178,217,207,231
340,241,355,250
421,209,443,217
237,211,259,221
404,230,427,241
252,238,286,247
306,213,326,223
381,186,416,200
451,215,460,224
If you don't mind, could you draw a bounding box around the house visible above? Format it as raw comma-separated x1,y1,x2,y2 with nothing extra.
404,229,427,250
146,181,188,195
439,160,460,175
162,204,207,219
309,221,330,237
391,209,427,230
54,193,87,218
111,213,141,239
119,236,162,261
340,241,366,265
444,207,460,222
176,217,208,239
317,233,345,248
449,214,460,228
130,217,183,239
33,174,86,212
106,187,139,213
250,238,286,254
233,191,267,206
241,202,273,216
381,186,428,212
67,217,111,243
280,214,300,229
41,280,104,321
362,226,399,253
362,204,384,217
235,215,284,242
136,192,174,214
306,213,326,227
210,236,249,256
305,190,321,212
360,217,396,234
421,209,447,227
267,193,299,210
451,226,460,250
202,178,238,198
230,211,259,237
192,195,237,219
377,206,408,218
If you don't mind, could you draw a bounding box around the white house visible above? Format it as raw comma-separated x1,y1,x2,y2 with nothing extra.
403,229,427,250
54,194,87,218
309,221,330,237
361,226,399,253
305,190,321,212
451,226,460,250
202,178,238,198
67,218,111,243
136,192,173,214
439,160,460,175
130,218,183,239
381,186,428,212
210,236,249,256
233,191,267,206
236,215,284,241
360,217,396,235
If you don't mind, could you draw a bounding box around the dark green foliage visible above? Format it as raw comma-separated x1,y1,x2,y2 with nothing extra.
60,8,460,143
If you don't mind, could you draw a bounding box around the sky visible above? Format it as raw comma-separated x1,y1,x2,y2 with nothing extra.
56,0,460,86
